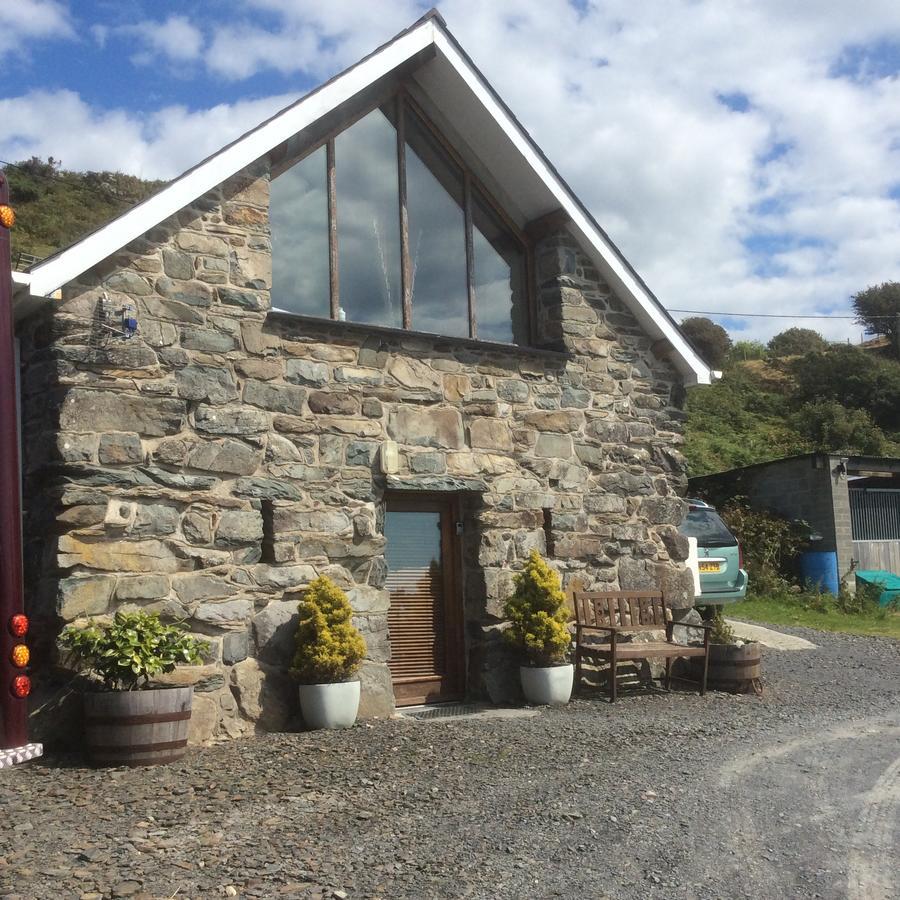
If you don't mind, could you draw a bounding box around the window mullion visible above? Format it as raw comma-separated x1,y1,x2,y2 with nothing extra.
396,99,412,330
464,172,476,340
326,138,339,320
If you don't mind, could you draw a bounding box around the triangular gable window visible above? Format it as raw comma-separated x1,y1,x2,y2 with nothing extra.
270,93,531,345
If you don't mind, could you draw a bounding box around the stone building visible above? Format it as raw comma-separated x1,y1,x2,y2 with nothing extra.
11,11,711,743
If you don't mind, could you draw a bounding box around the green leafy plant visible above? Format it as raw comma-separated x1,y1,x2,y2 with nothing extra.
502,550,572,666
718,499,809,594
702,606,737,645
60,611,208,691
291,576,367,684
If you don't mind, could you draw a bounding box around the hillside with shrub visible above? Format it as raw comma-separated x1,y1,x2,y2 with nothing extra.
4,157,163,265
683,319,900,477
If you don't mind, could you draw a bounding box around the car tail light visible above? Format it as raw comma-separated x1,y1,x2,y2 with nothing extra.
11,675,31,699
738,542,744,570
10,645,29,668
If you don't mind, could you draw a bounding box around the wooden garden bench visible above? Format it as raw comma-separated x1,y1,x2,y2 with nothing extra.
572,590,711,702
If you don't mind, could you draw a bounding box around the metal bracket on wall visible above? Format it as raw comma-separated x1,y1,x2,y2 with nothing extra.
98,293,139,339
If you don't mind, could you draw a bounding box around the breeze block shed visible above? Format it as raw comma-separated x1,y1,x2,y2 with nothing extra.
11,11,711,743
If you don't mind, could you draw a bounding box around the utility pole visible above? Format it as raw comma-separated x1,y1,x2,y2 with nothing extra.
0,168,42,766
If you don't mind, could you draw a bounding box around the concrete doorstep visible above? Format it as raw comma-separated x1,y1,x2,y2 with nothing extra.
726,619,817,650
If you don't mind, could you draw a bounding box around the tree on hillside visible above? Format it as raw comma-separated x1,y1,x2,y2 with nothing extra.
792,346,900,431
680,316,732,368
767,327,828,357
792,400,887,456
852,282,900,356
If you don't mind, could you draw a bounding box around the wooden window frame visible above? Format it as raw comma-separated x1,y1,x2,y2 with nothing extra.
271,88,535,346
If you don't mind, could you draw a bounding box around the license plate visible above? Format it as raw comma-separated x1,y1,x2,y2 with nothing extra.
699,562,721,573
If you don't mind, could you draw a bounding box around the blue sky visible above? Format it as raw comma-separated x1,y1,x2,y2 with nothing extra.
3,0,900,344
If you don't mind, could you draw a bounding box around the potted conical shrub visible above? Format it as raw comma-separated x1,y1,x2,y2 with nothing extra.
60,612,208,767
292,576,367,729
503,550,573,705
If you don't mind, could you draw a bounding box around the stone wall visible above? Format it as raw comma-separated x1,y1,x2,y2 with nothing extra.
18,160,692,744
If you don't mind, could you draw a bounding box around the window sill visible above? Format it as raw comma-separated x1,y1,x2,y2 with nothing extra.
266,309,571,361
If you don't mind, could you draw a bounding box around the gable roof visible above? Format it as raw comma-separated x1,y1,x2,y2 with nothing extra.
16,8,711,385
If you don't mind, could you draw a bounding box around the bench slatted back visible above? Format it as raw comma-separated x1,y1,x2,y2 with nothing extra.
572,590,668,630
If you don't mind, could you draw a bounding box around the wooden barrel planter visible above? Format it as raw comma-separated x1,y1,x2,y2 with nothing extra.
83,686,193,767
695,642,763,694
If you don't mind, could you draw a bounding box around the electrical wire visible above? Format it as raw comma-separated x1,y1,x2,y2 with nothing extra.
668,308,897,320
2,161,897,324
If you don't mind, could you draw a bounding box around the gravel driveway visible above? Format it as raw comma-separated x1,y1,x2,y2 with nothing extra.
1,626,898,900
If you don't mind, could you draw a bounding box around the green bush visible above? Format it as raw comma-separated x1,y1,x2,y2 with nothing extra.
291,576,367,683
792,400,887,455
60,612,208,691
680,316,732,369
836,581,887,617
503,550,571,666
718,499,808,594
767,328,828,357
792,346,900,431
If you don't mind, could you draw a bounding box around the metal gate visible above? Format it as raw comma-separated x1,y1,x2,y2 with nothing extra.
849,488,900,541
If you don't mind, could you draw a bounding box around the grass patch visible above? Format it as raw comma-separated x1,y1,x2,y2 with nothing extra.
729,596,900,639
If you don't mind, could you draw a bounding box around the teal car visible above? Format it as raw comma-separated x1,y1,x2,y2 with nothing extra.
678,499,748,603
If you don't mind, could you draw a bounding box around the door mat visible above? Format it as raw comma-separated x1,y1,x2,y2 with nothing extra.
402,703,481,720
399,704,537,722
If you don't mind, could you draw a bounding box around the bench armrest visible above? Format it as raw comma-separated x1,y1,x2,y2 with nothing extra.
576,623,619,634
666,619,712,633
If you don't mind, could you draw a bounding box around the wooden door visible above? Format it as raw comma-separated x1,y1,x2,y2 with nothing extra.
384,496,464,705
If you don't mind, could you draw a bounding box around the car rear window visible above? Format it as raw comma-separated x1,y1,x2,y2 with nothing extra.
679,508,736,547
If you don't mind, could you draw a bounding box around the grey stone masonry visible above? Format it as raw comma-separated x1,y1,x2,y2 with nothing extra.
18,160,692,745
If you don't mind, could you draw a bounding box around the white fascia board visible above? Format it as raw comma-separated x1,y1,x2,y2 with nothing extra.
11,271,30,291
433,31,711,386
27,22,436,299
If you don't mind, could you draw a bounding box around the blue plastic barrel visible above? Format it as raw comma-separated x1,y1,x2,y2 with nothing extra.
800,551,839,595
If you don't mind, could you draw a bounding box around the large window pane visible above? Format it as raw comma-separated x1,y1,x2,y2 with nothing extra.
269,146,329,316
404,109,469,338
335,109,402,329
472,188,528,345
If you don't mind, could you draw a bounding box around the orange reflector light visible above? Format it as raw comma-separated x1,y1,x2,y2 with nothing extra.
0,204,14,228
11,675,31,698
11,644,29,668
9,614,28,637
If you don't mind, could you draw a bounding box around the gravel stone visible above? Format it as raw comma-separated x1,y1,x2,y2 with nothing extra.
2,626,898,899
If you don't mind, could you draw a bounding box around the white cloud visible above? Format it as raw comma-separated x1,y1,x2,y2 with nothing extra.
120,15,205,66
0,89,294,181
0,0,74,58
205,1,421,79
206,25,320,80
4,0,900,344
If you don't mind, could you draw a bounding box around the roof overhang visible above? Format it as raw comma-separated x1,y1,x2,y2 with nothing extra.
18,10,711,384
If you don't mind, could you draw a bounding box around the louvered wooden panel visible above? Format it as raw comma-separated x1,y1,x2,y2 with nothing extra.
385,511,445,682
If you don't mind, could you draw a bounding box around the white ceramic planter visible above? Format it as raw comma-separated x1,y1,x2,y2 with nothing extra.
298,680,360,729
520,663,574,706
